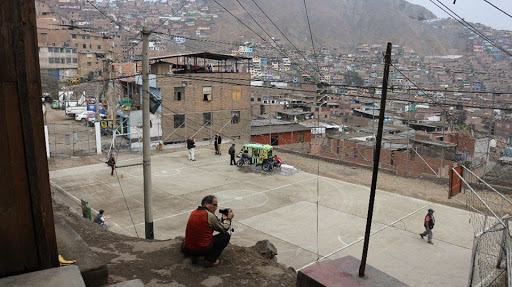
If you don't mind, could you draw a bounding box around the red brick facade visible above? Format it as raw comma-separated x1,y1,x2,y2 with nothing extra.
310,138,453,178
157,73,251,143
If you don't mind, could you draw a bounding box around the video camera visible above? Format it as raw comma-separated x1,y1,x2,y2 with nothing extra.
219,208,234,233
219,208,231,216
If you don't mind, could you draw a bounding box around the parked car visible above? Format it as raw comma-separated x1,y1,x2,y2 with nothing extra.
75,111,95,122
86,113,106,127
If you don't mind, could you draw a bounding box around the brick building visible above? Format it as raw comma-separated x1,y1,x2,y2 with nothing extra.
148,53,251,143
495,119,512,143
250,119,312,146
37,27,111,78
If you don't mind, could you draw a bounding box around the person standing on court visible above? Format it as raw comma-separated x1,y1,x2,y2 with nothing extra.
107,153,116,176
420,208,435,244
229,144,236,165
216,133,222,155
187,136,196,161
214,134,218,155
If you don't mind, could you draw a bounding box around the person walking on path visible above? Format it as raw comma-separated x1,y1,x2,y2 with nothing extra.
420,208,435,244
216,133,222,155
229,144,236,165
187,136,196,161
214,134,218,155
107,153,116,176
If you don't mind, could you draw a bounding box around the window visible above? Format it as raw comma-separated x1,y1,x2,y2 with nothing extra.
231,111,240,124
97,45,101,49
66,58,71,64
83,44,86,49
82,35,86,39
250,97,254,102
72,48,77,53
497,123,503,128
174,115,185,128
61,58,65,63
66,48,72,53
72,34,76,39
89,44,92,48
73,58,77,63
203,112,212,126
232,86,241,100
203,86,212,101
174,87,184,101
49,58,54,64
87,62,91,66
257,97,261,102
507,124,511,129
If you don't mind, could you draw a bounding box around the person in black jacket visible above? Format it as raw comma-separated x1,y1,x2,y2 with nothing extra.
228,144,236,165
187,136,196,161
214,134,218,155
420,208,435,244
107,153,116,176
216,133,222,155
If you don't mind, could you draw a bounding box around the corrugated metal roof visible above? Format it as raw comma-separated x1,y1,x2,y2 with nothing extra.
148,52,251,61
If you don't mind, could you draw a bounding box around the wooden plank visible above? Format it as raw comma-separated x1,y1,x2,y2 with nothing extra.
0,0,58,277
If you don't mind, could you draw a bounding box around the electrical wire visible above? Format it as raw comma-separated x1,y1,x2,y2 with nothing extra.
430,0,512,57
303,0,321,80
250,0,316,75
211,0,318,79
234,0,321,78
151,73,512,111
482,0,512,20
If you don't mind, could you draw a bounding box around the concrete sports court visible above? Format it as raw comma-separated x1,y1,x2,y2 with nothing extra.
50,147,474,286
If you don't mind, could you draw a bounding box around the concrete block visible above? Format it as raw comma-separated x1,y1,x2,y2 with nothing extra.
0,265,85,287
297,256,408,287
54,217,108,287
109,279,145,287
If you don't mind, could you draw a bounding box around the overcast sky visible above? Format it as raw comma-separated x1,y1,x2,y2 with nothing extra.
406,0,512,30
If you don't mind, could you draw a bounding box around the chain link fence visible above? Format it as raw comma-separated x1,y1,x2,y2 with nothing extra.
47,123,97,157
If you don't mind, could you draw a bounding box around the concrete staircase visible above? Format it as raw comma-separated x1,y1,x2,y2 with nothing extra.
0,218,144,287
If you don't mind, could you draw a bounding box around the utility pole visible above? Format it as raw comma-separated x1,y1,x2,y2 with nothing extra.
142,27,154,239
359,42,392,277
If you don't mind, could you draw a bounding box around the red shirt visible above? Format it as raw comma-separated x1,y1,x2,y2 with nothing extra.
183,208,213,251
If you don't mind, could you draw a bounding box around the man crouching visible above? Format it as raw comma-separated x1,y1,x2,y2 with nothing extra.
182,195,234,267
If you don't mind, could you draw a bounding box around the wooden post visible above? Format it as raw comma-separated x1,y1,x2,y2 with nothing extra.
0,0,58,276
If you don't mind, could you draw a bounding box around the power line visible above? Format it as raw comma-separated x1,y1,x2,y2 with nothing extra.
151,73,512,111
211,0,316,79
482,0,512,20
430,0,512,57
234,0,321,78
302,0,321,80
250,0,316,75
109,1,189,62
85,0,137,35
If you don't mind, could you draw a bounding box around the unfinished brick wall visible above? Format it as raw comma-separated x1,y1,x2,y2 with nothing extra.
157,73,251,143
310,137,453,178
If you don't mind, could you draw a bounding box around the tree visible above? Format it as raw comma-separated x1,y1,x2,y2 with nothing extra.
40,70,60,101
344,71,364,86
